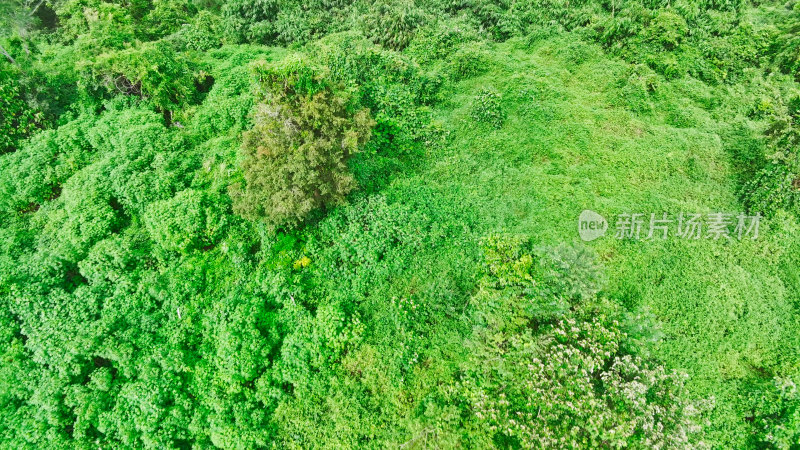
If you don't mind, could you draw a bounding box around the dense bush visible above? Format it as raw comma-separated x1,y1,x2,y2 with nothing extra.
55,0,137,46
230,56,375,229
773,3,800,80
743,161,800,217
144,189,228,254
140,0,197,40
405,18,482,64
749,373,800,448
0,65,40,153
359,0,427,50
173,10,223,51
645,10,688,50
0,113,95,213
740,92,800,218
89,41,198,111
447,41,490,80
461,318,709,448
470,87,505,128
220,0,280,43
299,36,444,193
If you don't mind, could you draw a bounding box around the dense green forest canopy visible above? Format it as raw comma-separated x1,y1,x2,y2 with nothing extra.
1,0,800,447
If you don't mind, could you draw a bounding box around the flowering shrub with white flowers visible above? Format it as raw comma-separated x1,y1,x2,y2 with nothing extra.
457,235,712,448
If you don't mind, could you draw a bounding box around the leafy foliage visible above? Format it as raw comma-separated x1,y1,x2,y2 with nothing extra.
89,41,198,111
360,0,427,51
471,87,505,128
144,189,228,253
459,235,710,448
773,3,800,80
173,10,223,51
220,0,280,44
741,93,800,218
0,65,40,153
230,57,375,229
2,0,800,447
447,41,490,80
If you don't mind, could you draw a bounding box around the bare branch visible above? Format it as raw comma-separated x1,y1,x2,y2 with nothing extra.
28,0,43,16
0,42,17,65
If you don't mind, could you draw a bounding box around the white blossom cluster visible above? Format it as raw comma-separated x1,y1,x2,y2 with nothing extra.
466,317,712,449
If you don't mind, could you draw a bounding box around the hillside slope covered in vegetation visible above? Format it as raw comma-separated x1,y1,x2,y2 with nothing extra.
1,0,800,447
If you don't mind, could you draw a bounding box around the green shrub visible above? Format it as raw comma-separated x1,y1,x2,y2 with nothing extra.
773,4,800,80
461,319,706,448
592,3,649,47
190,94,253,139
466,0,512,40
144,189,228,253
697,23,770,83
315,33,416,85
740,95,800,218
220,0,279,44
461,317,710,448
405,18,481,64
646,52,687,79
447,41,489,80
141,0,197,40
90,41,198,111
78,230,150,285
315,34,434,106
174,10,222,51
532,244,606,306
274,5,315,45
749,373,800,448
479,235,605,321
645,10,688,50
462,235,709,448
360,0,427,50
310,191,475,305
479,233,534,287
0,131,59,212
76,105,197,214
230,56,375,229
0,113,95,213
470,87,505,128
525,23,561,46
560,39,598,68
273,0,354,45
56,0,136,47
742,161,800,217
40,169,123,261
312,35,439,165
0,65,41,154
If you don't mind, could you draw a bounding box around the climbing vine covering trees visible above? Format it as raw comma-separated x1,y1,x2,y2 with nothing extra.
1,0,800,447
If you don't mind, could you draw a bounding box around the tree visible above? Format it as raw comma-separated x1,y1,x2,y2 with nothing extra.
230,56,374,229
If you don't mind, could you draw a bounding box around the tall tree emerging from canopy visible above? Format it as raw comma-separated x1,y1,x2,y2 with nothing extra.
231,56,374,229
